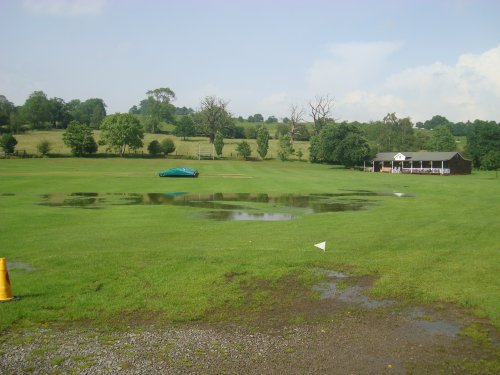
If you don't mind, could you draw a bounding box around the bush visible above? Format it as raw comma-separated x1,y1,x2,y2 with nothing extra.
236,140,252,159
37,140,52,156
147,140,162,156
161,138,176,156
0,133,17,154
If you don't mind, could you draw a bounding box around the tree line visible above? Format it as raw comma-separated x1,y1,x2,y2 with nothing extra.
1,89,499,169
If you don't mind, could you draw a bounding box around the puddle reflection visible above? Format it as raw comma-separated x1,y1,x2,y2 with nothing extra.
39,191,413,221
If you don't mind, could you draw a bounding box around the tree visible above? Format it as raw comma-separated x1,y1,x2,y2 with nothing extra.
161,138,176,157
100,113,144,156
256,126,269,159
214,131,224,157
62,121,98,156
252,113,264,122
309,95,334,135
427,125,456,151
480,150,500,177
139,88,176,133
147,140,162,156
309,123,370,167
37,140,52,156
0,95,15,126
21,91,50,129
199,95,233,143
423,115,451,130
277,134,294,161
0,134,17,154
265,115,278,123
288,104,304,143
47,97,71,128
244,126,257,139
236,140,251,159
376,113,416,151
292,123,310,141
174,116,196,140
64,98,106,128
466,120,500,167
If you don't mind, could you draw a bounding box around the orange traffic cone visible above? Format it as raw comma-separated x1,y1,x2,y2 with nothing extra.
0,258,14,302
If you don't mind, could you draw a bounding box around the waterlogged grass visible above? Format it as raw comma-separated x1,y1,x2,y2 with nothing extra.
0,158,499,330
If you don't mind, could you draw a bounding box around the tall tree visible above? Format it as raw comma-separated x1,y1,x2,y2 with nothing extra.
427,125,456,151
256,126,270,159
21,91,50,129
199,95,233,143
377,113,416,151
100,113,144,156
309,123,370,167
466,120,500,167
47,97,71,128
423,115,451,130
139,87,176,133
309,95,334,135
174,115,195,140
288,104,304,143
214,131,224,157
62,121,98,156
0,95,15,126
277,134,294,161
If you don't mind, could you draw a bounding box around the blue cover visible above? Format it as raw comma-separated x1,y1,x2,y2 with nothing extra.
159,167,199,177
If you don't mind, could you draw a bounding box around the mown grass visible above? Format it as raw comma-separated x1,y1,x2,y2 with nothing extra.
0,158,498,331
12,130,310,160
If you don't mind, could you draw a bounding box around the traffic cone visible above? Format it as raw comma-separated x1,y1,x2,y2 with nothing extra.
0,258,14,302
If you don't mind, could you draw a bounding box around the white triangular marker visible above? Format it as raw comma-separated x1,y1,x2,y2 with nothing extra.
314,241,326,252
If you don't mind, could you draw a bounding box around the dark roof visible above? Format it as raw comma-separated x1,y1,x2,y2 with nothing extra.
372,152,470,162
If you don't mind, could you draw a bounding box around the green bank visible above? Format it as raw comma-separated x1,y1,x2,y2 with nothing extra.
0,158,499,330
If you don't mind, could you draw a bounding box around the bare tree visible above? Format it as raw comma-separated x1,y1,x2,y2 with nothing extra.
309,95,334,135
289,104,305,143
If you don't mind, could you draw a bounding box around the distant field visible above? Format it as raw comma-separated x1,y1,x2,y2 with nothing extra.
0,158,498,332
12,130,311,160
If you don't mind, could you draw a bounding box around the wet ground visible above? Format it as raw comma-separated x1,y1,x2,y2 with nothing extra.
1,269,498,374
36,190,414,221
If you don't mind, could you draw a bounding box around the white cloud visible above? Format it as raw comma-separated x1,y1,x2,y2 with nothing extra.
309,43,500,122
381,43,500,121
23,0,108,16
306,41,402,95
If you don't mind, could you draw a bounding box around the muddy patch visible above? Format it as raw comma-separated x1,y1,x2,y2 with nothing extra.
312,269,394,308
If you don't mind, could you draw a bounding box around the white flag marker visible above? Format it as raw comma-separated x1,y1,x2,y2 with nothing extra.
314,241,326,252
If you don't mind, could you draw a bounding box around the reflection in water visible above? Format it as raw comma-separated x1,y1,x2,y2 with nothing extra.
39,191,413,221
205,211,295,221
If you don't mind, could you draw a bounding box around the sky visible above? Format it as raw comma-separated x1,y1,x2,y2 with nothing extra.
1,0,500,123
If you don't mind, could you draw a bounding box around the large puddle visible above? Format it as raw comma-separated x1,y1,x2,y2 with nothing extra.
38,191,414,221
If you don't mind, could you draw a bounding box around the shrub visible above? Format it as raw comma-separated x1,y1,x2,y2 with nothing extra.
37,140,52,156
0,133,17,154
161,138,176,157
236,140,251,159
147,140,162,156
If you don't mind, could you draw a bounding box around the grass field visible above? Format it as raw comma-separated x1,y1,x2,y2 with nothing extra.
0,158,499,332
12,130,311,160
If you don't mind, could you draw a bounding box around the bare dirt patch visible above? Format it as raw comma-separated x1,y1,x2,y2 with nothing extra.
1,270,499,374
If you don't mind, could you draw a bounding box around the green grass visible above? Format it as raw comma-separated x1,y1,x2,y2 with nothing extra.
12,130,310,160
0,158,499,331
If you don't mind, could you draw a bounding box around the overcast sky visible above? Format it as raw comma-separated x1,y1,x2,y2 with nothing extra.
1,0,500,122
